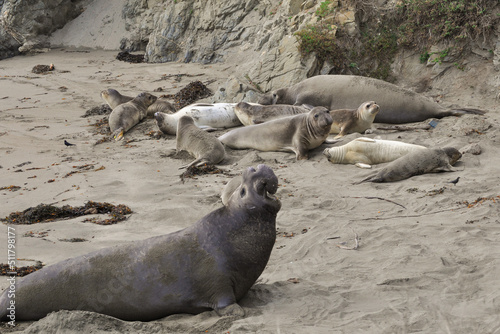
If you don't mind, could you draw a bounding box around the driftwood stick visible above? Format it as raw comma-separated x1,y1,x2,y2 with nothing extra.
344,196,406,209
376,124,431,131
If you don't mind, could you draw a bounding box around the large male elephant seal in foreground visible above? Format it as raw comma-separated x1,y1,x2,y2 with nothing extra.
0,165,281,321
258,75,485,124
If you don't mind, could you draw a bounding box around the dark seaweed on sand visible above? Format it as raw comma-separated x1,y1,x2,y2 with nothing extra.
162,80,212,110
180,164,234,181
1,201,132,225
82,104,112,117
0,261,44,277
116,51,145,63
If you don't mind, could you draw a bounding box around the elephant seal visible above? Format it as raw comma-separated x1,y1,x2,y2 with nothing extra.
357,147,462,183
176,115,225,169
155,103,242,135
109,92,157,141
147,97,177,116
323,137,427,168
101,88,133,109
0,164,281,321
258,75,485,124
219,107,333,160
329,101,380,138
101,88,175,117
234,102,311,126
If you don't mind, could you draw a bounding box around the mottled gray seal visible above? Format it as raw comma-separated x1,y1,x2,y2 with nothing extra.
329,101,380,138
357,147,462,183
101,88,133,109
234,102,311,126
176,115,225,169
258,75,485,124
0,164,281,321
109,92,157,141
147,97,177,116
323,137,427,168
155,103,242,135
219,107,333,160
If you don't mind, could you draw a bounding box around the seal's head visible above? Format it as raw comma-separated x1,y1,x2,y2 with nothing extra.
258,89,285,105
308,107,333,135
442,147,462,165
229,164,281,214
135,92,157,108
154,111,177,135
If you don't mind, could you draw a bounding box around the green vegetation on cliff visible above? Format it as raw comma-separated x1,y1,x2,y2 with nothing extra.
295,0,499,80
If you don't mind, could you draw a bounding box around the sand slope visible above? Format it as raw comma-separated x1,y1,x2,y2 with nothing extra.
0,50,499,333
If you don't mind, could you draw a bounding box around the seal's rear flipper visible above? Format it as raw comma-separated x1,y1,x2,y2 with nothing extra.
451,108,486,116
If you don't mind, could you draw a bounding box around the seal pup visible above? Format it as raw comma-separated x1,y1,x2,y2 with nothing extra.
0,164,281,321
258,75,485,124
101,88,175,117
155,103,242,135
147,97,177,116
323,137,427,168
219,107,333,160
101,88,133,109
109,92,157,141
357,147,462,183
234,102,311,126
329,101,380,138
176,115,225,169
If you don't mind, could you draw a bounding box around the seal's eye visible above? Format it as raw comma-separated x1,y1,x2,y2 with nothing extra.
326,110,330,113
367,103,371,108
314,114,319,118
240,187,246,198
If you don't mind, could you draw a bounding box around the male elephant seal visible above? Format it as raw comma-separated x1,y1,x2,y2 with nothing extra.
330,101,380,138
155,103,242,135
176,115,225,169
101,88,133,109
219,107,333,160
323,137,427,168
357,147,462,183
258,75,485,124
234,102,310,126
109,92,157,141
0,164,281,321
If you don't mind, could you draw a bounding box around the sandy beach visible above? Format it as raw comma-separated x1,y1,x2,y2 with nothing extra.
0,49,500,333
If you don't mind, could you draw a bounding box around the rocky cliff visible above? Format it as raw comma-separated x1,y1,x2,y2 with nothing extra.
1,0,499,105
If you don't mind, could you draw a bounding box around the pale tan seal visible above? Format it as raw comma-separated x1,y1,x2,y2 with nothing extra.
258,75,485,124
357,147,462,183
219,107,333,160
101,88,133,109
329,101,380,138
234,102,311,126
155,103,242,135
176,115,225,169
323,137,427,168
108,92,157,141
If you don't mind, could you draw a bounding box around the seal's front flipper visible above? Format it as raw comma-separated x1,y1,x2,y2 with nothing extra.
215,303,245,317
324,137,342,144
199,126,219,132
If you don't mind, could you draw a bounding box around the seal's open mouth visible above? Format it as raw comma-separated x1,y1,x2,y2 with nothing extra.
248,164,279,201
